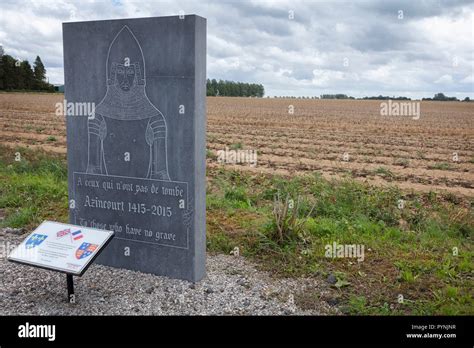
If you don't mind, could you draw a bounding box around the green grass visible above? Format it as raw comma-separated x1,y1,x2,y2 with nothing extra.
0,145,472,315
393,158,410,167
206,149,217,160
428,162,453,170
229,142,243,150
205,167,473,315
373,166,394,179
0,146,68,228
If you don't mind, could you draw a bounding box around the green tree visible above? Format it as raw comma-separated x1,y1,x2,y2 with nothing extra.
33,56,46,82
211,79,218,96
19,61,35,90
206,78,215,96
0,55,18,89
205,79,265,97
0,52,54,91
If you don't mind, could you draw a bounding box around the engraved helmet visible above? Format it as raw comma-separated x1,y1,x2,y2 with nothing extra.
106,25,145,88
95,25,160,120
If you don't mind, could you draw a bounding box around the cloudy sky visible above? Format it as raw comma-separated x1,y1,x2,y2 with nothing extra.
0,0,472,98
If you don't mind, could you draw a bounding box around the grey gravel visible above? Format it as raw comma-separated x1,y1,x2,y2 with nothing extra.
0,228,336,315
326,273,337,285
2,227,24,235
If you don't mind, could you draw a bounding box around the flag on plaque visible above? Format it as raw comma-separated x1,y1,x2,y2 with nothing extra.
56,228,71,238
71,230,83,241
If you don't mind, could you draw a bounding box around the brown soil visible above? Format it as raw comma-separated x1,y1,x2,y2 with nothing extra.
1,93,472,196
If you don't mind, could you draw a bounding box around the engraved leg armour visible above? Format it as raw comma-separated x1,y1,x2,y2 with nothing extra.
86,113,107,174
146,113,170,181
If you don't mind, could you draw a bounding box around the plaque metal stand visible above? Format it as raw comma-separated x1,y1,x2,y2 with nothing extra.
67,274,74,302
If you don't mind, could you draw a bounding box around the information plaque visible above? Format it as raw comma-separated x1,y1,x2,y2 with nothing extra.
8,221,114,276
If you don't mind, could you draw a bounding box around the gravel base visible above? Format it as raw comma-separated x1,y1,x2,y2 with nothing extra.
0,228,335,315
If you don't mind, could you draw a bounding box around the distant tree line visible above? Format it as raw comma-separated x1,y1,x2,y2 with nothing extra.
272,96,320,99
320,94,410,100
270,93,471,101
361,95,410,100
0,48,55,92
206,79,264,97
422,93,471,102
320,94,355,100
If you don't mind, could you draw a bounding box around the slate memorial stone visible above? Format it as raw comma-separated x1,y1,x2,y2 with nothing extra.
63,15,207,281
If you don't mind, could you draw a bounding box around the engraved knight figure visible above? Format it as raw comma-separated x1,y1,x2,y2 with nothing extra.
87,25,170,180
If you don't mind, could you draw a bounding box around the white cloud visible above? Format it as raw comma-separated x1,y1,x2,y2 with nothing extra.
460,73,474,84
0,0,472,98
435,74,454,84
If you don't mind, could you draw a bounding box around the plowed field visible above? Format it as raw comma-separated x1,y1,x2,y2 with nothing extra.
1,93,473,196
